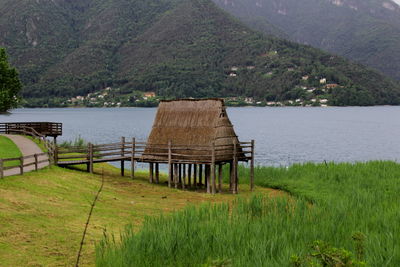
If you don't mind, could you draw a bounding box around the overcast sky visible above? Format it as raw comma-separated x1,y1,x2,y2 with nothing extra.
393,0,400,6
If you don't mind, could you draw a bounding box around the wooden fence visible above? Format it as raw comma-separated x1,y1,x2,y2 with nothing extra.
55,137,255,194
0,152,51,178
0,122,62,138
0,126,56,178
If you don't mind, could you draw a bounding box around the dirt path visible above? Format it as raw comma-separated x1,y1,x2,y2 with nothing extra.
1,134,49,177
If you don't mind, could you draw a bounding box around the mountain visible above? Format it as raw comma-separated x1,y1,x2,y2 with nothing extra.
213,0,400,81
0,0,400,106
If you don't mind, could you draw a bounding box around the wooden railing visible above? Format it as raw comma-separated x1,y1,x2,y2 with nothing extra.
0,122,62,137
0,152,51,178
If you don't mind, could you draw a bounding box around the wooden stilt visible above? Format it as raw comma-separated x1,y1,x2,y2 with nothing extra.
199,165,203,186
155,163,159,184
229,161,234,192
193,164,197,189
218,164,223,193
179,164,182,185
182,164,186,189
149,163,154,183
168,141,172,188
188,164,192,188
211,142,216,195
206,165,210,194
174,164,179,189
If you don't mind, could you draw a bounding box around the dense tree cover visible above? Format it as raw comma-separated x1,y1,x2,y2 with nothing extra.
0,0,400,107
0,48,22,112
213,0,400,81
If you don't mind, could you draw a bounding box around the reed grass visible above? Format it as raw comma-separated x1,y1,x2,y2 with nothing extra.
96,161,400,266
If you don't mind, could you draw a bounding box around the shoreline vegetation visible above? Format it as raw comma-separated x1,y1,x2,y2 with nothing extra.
96,161,400,266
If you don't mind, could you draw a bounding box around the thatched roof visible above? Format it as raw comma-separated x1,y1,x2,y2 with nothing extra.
142,98,241,163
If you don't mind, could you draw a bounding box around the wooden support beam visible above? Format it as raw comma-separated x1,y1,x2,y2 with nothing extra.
168,141,172,188
250,140,255,191
121,137,125,176
193,164,197,189
131,137,135,179
218,164,223,193
188,164,192,188
206,165,210,194
34,154,38,171
229,161,233,192
199,165,203,187
174,164,179,189
149,163,154,183
182,164,186,189
155,163,159,184
211,142,216,195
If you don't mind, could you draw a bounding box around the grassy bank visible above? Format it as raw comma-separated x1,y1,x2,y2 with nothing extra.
0,136,22,167
97,161,400,266
0,164,274,266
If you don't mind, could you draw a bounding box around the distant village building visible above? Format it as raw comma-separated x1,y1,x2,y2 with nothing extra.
320,78,327,84
244,97,254,104
302,75,309,81
246,66,255,70
144,92,156,98
326,83,339,89
231,66,239,71
229,73,237,77
320,99,328,104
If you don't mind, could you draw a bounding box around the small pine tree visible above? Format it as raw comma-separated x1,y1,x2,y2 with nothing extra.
0,48,22,113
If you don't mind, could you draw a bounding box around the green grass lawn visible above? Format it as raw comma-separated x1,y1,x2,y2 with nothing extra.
0,136,22,167
97,161,400,267
0,164,275,267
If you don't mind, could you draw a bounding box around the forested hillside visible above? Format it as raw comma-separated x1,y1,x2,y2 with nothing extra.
0,0,400,106
213,0,400,81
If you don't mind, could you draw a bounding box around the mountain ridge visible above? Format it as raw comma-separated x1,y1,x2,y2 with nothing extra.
0,0,400,106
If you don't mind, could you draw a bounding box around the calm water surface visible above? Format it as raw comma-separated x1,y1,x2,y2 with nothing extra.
1,107,400,166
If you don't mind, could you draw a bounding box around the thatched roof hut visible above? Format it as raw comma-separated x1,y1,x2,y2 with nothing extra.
142,98,243,163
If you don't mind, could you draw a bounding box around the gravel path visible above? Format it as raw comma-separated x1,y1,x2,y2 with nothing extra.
1,134,49,177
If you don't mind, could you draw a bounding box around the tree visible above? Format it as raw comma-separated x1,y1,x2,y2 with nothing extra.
0,48,22,112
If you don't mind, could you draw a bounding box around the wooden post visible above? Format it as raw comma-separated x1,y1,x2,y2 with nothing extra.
233,141,238,194
54,145,58,166
20,156,24,175
250,140,255,191
193,164,197,189
168,141,172,188
188,164,192,188
211,142,216,195
182,164,186,189
34,154,38,171
174,164,179,189
218,164,223,193
199,165,203,186
121,137,125,177
155,163,159,184
86,143,90,172
89,143,94,174
149,163,154,183
178,164,182,185
0,159,3,179
131,138,135,179
229,161,233,192
206,165,210,194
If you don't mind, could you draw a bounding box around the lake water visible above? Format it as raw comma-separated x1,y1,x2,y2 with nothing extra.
1,107,400,167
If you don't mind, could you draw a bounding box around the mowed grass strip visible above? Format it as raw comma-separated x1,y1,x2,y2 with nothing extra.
0,136,22,167
97,161,400,267
0,164,275,267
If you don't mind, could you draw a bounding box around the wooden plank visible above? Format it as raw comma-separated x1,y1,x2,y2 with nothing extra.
20,157,24,175
211,142,216,195
149,163,154,183
182,164,186,189
174,164,178,189
193,164,197,189
188,164,192,188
